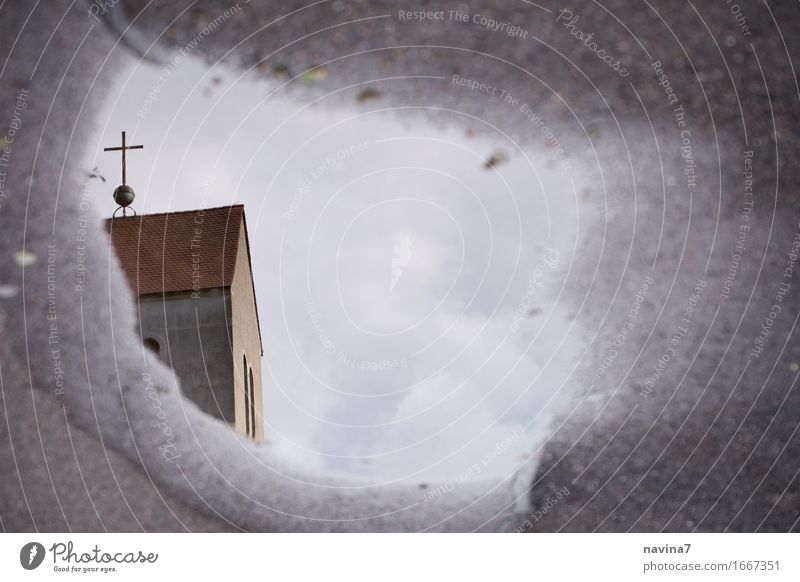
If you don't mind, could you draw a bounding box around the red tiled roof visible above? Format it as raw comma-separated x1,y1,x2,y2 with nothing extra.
107,205,244,295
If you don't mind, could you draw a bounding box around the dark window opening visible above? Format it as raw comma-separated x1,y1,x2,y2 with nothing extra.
243,354,251,438
143,337,160,354
248,367,255,439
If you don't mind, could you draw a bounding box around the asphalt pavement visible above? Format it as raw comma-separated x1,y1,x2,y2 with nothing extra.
1,0,799,531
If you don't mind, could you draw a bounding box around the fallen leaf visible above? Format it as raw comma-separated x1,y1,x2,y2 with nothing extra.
303,66,328,83
356,88,381,103
484,149,508,169
13,251,36,266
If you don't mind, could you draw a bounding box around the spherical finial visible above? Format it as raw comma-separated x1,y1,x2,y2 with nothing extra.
113,184,135,207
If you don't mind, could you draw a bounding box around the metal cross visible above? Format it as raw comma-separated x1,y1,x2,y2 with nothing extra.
103,131,143,185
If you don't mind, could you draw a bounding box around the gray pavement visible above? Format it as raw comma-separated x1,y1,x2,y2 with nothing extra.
1,0,799,531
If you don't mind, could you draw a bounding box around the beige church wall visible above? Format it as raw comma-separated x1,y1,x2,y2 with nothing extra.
230,219,264,442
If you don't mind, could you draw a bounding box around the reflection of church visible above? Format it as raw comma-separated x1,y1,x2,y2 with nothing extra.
107,204,264,442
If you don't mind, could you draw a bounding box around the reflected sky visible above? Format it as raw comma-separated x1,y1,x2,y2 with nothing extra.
90,55,584,482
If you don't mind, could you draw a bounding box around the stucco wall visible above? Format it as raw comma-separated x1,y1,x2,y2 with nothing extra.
230,221,264,441
137,289,235,424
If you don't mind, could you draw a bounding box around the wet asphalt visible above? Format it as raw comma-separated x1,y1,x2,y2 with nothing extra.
1,0,799,531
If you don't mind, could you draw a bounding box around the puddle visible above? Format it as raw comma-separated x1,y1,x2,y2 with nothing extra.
91,56,585,484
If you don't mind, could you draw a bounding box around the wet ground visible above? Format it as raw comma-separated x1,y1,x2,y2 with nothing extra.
1,0,799,531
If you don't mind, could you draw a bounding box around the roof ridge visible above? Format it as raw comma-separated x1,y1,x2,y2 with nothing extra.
105,204,244,221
